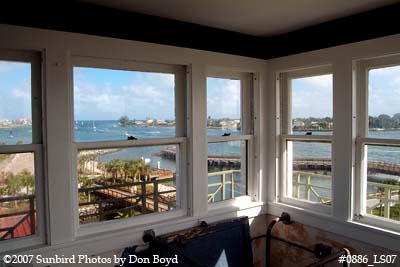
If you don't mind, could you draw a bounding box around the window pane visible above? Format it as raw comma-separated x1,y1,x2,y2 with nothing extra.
0,61,32,145
368,66,400,139
208,141,246,202
291,74,333,133
287,141,332,204
73,67,176,142
78,145,178,224
0,152,36,240
365,145,400,221
207,78,241,137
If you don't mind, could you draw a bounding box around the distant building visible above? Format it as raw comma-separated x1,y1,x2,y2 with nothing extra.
156,119,167,125
15,118,32,125
293,120,305,127
0,119,11,126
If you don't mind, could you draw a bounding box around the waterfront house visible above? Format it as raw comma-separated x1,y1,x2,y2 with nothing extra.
0,1,399,266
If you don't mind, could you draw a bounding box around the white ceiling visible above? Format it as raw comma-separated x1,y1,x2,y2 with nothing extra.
79,0,399,36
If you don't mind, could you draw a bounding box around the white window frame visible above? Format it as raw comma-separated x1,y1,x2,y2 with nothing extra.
69,56,189,237
354,55,400,232
0,49,46,251
278,65,333,214
206,68,256,209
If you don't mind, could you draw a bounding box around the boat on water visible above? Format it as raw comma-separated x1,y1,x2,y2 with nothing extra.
9,130,14,138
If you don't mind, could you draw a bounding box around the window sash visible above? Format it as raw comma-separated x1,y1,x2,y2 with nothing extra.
71,56,186,142
355,56,400,231
73,137,188,232
354,137,400,231
206,71,254,204
207,138,255,205
280,137,333,213
279,67,334,213
0,50,44,249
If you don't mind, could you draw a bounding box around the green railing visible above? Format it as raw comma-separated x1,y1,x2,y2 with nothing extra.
293,171,400,220
366,182,400,219
292,171,332,204
208,170,240,203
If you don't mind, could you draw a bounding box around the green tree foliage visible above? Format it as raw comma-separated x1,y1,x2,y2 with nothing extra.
369,114,400,129
118,116,130,126
4,172,22,195
19,169,35,194
3,170,35,196
103,158,151,184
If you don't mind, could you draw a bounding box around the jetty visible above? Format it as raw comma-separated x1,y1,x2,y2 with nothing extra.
161,148,400,176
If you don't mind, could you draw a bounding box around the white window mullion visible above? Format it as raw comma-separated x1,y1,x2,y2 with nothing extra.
188,63,208,216
46,49,75,244
331,59,353,221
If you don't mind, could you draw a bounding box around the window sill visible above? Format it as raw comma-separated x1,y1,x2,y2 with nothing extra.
207,197,266,219
268,201,400,253
5,202,266,257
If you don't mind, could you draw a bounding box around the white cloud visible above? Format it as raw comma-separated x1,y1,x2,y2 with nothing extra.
207,79,240,119
368,66,400,116
291,74,333,118
73,71,175,120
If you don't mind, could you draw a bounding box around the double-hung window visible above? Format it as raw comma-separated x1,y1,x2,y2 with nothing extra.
71,57,187,231
206,70,254,204
355,56,400,231
279,66,333,213
0,50,44,250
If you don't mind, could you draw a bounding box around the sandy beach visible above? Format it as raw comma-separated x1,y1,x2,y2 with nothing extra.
0,153,34,181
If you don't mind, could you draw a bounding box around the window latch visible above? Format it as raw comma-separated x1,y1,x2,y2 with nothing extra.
354,213,363,220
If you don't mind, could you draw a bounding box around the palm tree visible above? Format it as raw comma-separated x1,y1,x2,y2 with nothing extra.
4,172,22,208
19,169,35,195
133,159,151,181
124,159,137,182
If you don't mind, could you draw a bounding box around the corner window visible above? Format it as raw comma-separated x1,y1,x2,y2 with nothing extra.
73,57,186,226
355,57,400,230
279,67,333,212
206,72,253,203
0,51,44,247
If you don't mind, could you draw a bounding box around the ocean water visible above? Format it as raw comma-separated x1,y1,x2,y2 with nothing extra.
2,121,399,198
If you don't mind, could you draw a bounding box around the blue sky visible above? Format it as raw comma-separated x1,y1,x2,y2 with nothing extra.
0,61,31,120
369,65,400,117
207,77,240,119
74,67,176,120
1,61,399,121
291,74,333,119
